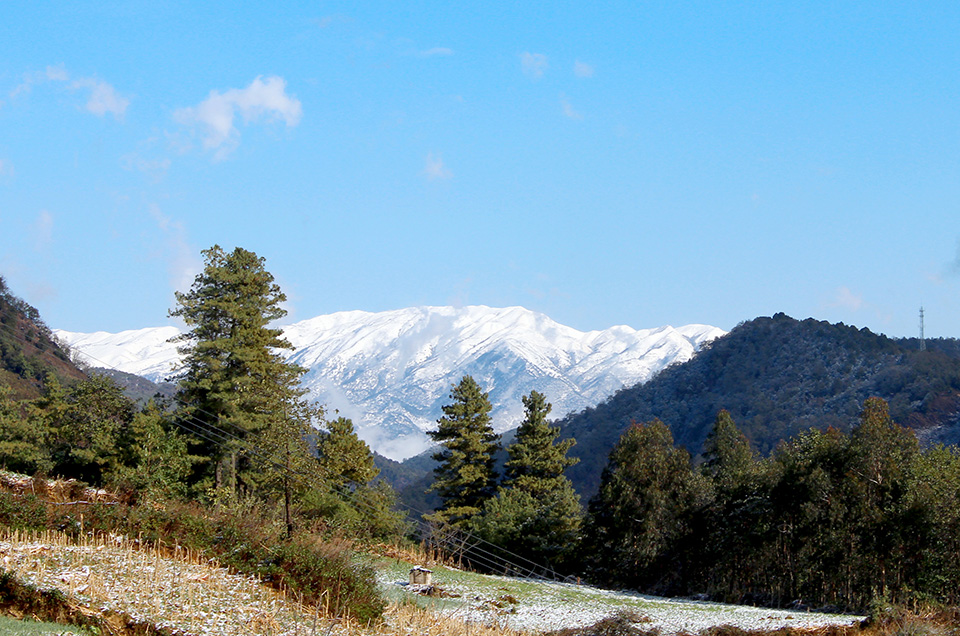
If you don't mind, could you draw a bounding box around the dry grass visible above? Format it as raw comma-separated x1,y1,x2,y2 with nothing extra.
0,528,536,636
0,528,343,635
381,602,530,636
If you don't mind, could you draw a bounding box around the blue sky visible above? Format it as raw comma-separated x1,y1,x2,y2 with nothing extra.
2,2,959,338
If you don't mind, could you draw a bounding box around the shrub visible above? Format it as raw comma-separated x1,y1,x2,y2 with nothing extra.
0,492,47,530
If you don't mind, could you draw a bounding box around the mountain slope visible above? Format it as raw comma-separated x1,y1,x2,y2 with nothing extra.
0,277,86,398
557,313,960,497
56,306,724,460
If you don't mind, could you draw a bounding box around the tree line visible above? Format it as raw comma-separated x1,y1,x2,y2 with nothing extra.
427,374,960,613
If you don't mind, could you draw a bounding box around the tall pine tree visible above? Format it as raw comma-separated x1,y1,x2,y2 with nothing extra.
473,390,582,571
170,245,319,501
425,375,500,529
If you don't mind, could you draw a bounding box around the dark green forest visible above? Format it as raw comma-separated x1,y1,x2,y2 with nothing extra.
556,313,960,497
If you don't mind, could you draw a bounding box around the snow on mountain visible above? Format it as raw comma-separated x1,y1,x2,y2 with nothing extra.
56,306,725,460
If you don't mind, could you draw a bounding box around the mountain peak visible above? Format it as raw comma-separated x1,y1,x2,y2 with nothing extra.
57,305,724,460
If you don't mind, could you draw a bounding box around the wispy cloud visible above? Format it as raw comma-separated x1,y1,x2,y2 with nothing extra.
34,210,54,251
71,77,129,120
424,152,452,180
121,153,171,182
174,76,302,160
10,71,42,98
573,60,595,78
10,65,129,120
830,286,864,311
46,64,68,81
560,93,582,120
148,204,202,294
312,14,350,29
418,47,454,57
520,52,548,79
944,239,960,279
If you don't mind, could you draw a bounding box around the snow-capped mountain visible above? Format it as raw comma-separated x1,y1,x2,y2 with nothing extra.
56,306,725,460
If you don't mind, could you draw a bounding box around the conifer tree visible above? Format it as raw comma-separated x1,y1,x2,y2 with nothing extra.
315,416,379,489
169,245,318,501
701,409,755,493
0,384,51,475
473,390,581,570
426,375,500,528
503,390,578,489
581,419,699,590
696,410,768,599
306,415,407,540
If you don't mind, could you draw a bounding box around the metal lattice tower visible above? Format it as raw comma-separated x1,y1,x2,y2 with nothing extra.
919,306,926,351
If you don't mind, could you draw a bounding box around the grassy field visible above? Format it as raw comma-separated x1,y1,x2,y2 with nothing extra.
376,558,864,634
0,614,92,635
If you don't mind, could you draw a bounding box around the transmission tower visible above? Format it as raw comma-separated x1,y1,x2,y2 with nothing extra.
919,306,926,351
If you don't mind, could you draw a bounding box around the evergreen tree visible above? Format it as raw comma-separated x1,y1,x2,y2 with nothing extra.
503,390,578,489
425,375,500,529
473,390,581,570
306,415,407,540
0,384,51,475
696,409,770,602
701,409,754,492
169,245,318,501
845,397,919,599
315,416,379,489
580,419,700,591
111,401,197,498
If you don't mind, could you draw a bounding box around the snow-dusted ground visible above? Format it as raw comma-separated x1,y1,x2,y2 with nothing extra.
379,562,865,634
0,528,863,635
0,536,341,636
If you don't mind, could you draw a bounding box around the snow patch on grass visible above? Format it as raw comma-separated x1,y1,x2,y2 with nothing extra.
377,560,864,634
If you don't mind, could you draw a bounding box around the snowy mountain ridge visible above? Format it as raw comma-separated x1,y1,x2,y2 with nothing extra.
56,305,725,460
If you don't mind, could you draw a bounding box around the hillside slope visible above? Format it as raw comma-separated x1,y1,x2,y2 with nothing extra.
557,313,960,497
0,277,86,398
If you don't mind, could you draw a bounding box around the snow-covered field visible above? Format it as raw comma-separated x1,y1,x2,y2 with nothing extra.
378,560,865,634
0,532,339,636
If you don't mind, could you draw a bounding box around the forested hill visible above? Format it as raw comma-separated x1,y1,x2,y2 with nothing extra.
558,313,960,497
0,277,86,398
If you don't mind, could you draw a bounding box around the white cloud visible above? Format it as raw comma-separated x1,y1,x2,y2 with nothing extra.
560,94,582,120
948,238,960,278
46,64,68,81
34,210,54,250
121,153,171,182
424,152,452,180
831,286,864,311
10,65,129,121
520,52,548,79
10,71,42,98
419,47,454,57
174,76,302,159
71,78,129,120
573,60,595,78
148,204,202,293
312,14,350,29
